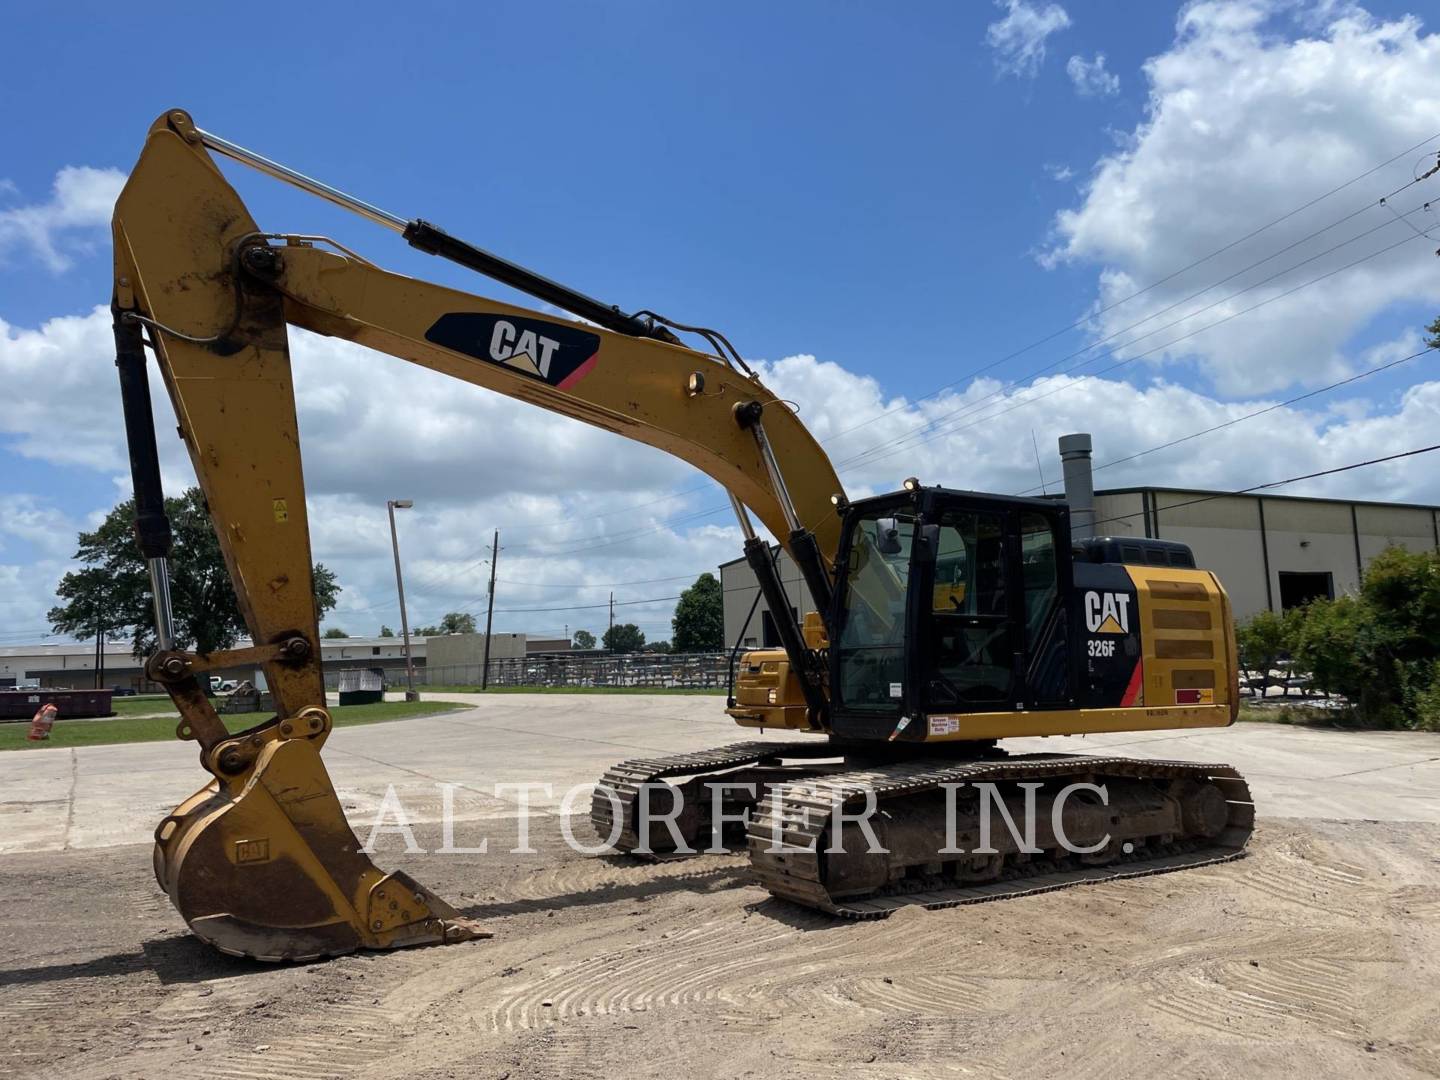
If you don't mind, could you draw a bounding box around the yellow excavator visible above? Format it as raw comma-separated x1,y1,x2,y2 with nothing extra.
111,110,1252,960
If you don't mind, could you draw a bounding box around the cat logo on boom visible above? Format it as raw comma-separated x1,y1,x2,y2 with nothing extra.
488,320,561,379
424,312,602,390
1084,591,1131,634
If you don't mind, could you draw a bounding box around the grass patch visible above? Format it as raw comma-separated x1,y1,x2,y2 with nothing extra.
421,684,727,695
0,700,467,751
109,694,182,718
1238,703,1367,728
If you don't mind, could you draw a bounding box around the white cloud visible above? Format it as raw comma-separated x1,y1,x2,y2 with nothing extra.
1045,162,1076,182
986,0,1071,77
0,496,80,560
1046,1,1440,395
0,308,132,472
0,166,126,272
1066,52,1120,96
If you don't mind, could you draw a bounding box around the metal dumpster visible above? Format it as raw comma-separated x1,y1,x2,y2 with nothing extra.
0,688,115,720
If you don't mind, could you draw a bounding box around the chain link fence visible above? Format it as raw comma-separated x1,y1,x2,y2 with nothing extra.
422,651,732,690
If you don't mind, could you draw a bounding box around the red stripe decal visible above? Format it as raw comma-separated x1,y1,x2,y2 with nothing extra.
557,352,598,390
1120,659,1144,707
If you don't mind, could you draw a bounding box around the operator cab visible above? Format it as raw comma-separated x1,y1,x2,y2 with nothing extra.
826,487,1075,741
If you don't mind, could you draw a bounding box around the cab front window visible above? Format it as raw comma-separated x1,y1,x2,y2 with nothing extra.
834,511,914,710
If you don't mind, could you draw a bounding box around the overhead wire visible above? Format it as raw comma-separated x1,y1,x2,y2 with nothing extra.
1015,345,1438,495
839,220,1440,476
835,199,1440,473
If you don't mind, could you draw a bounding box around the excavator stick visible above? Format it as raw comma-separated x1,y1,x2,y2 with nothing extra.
112,112,485,961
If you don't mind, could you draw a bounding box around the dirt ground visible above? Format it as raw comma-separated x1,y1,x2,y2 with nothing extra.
2,815,1438,1080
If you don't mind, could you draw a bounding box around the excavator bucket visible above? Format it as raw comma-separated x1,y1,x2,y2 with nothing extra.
153,729,487,961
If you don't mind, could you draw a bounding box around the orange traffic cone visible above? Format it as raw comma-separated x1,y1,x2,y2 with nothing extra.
27,703,58,741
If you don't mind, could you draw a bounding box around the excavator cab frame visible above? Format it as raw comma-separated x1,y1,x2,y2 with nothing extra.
826,487,1079,741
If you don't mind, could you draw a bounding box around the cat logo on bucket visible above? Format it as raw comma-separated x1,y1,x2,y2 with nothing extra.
1084,591,1131,635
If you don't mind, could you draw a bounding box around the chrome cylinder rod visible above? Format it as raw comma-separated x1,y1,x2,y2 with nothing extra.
194,126,408,234
750,421,803,534
728,493,759,543
147,557,177,652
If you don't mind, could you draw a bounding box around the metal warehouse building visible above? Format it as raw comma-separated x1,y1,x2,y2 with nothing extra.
721,437,1440,648
0,636,431,692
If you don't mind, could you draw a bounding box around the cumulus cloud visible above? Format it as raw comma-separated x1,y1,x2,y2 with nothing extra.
986,0,1071,77
1066,52,1120,96
1046,0,1440,395
0,166,125,272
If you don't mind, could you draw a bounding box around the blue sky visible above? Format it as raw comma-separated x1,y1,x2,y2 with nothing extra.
4,0,1440,643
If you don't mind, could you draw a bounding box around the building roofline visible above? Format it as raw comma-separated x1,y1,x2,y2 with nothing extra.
1097,486,1440,514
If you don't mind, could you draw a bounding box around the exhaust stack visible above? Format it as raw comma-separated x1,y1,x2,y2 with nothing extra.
1059,433,1095,540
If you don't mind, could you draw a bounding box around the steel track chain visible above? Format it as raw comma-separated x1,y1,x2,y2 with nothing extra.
745,753,1254,918
590,740,836,851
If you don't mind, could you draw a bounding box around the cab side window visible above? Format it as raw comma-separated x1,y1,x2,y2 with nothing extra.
928,511,1010,705
932,512,1006,616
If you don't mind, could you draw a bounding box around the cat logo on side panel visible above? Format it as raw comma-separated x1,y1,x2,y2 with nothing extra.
1084,591,1131,634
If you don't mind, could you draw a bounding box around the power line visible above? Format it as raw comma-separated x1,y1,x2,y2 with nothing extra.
496,571,713,588
819,135,1440,445
1016,345,1437,495
836,202,1440,474
840,222,1440,476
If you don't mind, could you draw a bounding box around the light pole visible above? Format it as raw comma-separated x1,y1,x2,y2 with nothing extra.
387,499,420,702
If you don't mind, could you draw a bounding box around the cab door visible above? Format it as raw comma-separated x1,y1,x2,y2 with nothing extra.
919,504,1072,713
1014,510,1072,708
922,509,1017,709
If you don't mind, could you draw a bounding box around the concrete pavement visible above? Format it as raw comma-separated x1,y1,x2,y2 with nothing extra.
1,693,1437,855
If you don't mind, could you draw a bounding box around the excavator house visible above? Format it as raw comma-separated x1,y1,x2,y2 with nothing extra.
111,110,1253,961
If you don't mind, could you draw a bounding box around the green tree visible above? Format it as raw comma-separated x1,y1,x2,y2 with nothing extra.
644,639,672,653
48,487,341,656
1286,545,1440,728
1234,608,1296,698
572,629,596,649
671,572,723,652
379,625,396,637
322,627,350,639
1289,596,1372,702
602,622,645,653
414,611,476,636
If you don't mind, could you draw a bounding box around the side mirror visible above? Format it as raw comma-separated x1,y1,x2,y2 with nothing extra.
876,517,903,555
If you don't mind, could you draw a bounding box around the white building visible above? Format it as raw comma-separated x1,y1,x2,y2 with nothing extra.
0,635,432,691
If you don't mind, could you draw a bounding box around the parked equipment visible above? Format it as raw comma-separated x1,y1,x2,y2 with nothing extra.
110,110,1251,961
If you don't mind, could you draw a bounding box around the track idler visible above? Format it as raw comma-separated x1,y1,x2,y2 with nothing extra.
153,712,487,962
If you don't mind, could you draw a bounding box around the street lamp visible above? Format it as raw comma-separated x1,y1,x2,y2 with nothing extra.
387,499,420,702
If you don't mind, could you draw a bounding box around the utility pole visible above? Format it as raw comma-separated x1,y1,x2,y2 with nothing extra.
608,592,615,647
387,499,419,702
480,529,499,690
94,618,104,690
